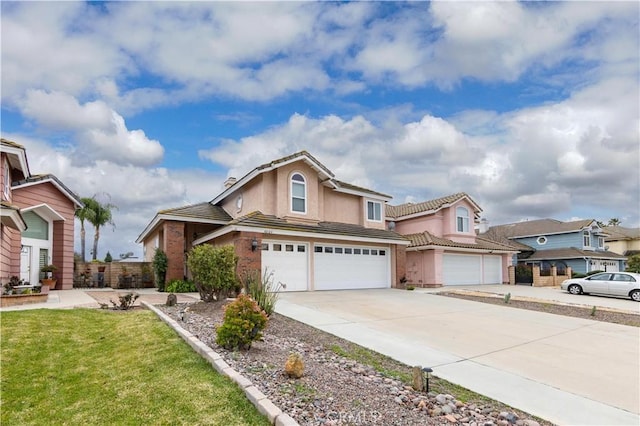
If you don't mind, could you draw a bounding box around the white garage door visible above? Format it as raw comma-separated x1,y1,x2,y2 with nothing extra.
443,254,481,285
314,244,390,290
482,256,502,284
261,241,308,292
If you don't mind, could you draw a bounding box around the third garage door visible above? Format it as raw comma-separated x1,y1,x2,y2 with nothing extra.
314,244,390,290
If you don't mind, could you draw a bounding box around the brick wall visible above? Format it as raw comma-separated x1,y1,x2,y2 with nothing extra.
163,221,185,282
393,245,407,288
234,231,262,280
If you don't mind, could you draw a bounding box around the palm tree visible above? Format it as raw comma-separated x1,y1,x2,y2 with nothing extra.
75,197,99,262
607,218,621,226
89,196,117,261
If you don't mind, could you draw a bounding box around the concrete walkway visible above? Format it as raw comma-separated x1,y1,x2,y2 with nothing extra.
275,289,640,426
0,288,200,311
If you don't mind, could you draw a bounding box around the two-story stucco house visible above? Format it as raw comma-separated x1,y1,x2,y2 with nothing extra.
386,193,517,287
1,138,83,289
481,219,627,274
136,151,409,291
604,226,640,257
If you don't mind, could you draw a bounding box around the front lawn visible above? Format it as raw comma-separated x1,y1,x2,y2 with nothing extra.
0,309,270,426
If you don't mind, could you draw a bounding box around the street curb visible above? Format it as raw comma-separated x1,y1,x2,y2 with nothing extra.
141,301,299,426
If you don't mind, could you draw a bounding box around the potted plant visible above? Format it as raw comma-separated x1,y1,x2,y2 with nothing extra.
41,264,58,290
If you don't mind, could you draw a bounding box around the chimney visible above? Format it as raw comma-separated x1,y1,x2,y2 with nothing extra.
223,177,237,189
477,218,490,234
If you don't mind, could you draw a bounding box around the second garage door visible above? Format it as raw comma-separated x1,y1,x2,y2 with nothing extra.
314,244,390,290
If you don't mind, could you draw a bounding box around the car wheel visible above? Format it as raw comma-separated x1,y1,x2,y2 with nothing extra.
568,284,583,295
630,290,640,302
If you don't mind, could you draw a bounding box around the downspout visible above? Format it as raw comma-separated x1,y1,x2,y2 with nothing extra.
583,257,589,273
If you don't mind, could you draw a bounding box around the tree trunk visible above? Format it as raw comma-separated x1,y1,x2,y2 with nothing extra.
80,221,86,262
92,226,101,261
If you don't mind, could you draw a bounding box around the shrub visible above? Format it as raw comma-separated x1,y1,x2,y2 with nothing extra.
165,279,196,293
572,272,586,278
109,292,139,310
152,249,168,292
243,268,283,317
216,295,268,350
187,245,238,302
586,270,604,276
626,255,640,273
504,292,511,304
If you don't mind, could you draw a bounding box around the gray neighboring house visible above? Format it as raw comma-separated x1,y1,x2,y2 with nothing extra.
481,218,627,274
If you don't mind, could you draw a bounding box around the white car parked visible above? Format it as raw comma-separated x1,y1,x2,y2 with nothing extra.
561,272,640,302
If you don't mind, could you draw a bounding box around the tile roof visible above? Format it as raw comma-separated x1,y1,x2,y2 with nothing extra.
229,211,408,242
333,179,391,199
603,226,640,241
159,202,232,222
386,193,475,219
1,138,25,149
404,231,517,251
255,150,335,178
479,228,535,251
525,248,627,261
484,218,596,239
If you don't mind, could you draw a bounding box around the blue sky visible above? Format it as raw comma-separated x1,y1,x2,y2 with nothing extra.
1,1,638,259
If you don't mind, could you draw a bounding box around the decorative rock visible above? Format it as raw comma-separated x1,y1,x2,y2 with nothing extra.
441,405,453,414
431,407,442,416
394,396,404,404
284,353,304,378
436,394,449,405
523,421,540,426
445,414,458,423
166,293,177,306
412,366,424,391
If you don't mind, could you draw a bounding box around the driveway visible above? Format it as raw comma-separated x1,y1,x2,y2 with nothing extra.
276,289,640,426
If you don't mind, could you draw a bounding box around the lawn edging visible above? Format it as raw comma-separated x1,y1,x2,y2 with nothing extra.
141,301,299,426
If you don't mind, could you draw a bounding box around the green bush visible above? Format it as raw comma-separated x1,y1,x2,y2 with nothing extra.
572,272,586,278
586,270,604,276
165,279,197,293
243,268,282,317
216,295,268,350
625,255,640,273
187,245,238,302
152,249,168,292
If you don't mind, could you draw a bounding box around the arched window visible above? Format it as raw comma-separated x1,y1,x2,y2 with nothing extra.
456,207,469,233
291,173,306,213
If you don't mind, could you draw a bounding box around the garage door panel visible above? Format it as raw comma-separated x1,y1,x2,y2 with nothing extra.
483,256,502,284
443,254,481,285
261,241,308,292
315,245,389,290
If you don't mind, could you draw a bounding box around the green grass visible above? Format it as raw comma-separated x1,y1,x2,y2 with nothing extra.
1,309,270,426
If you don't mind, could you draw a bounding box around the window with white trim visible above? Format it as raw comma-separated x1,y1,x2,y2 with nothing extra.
3,160,10,201
367,200,382,221
598,236,604,249
291,173,306,213
537,236,547,245
583,231,591,247
456,207,469,232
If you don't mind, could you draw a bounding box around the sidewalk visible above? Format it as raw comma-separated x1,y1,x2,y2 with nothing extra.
0,288,200,312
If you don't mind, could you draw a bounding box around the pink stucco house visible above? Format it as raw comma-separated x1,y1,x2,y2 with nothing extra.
137,151,410,291
387,193,517,287
1,138,83,289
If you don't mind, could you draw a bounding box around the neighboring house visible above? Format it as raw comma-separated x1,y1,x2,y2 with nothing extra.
137,151,409,291
604,226,640,257
1,138,83,289
481,219,626,274
386,193,518,287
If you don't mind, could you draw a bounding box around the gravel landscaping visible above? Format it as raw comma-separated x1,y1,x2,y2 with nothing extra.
160,301,550,426
436,291,640,327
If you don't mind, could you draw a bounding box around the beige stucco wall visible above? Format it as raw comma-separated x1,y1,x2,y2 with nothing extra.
607,239,640,256
394,212,445,235
442,200,477,244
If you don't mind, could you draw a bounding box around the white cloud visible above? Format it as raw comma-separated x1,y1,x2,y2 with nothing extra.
19,90,164,167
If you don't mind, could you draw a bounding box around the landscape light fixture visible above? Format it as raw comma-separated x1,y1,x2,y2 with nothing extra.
422,367,433,393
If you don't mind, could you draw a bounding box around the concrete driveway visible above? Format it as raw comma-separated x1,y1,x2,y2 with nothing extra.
276,288,640,426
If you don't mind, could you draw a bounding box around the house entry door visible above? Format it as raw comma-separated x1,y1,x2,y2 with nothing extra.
20,245,31,282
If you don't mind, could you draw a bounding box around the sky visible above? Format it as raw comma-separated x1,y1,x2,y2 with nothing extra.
1,1,639,260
